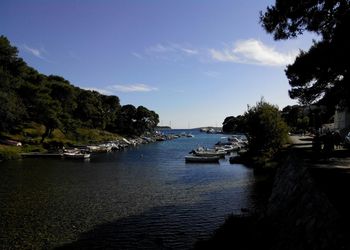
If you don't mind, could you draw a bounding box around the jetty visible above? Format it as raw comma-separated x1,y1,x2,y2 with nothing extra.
21,152,63,158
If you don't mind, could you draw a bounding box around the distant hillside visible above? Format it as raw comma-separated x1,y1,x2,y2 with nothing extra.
156,126,171,130
0,35,159,142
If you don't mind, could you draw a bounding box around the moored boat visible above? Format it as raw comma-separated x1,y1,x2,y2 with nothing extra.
63,152,90,159
215,144,240,153
185,155,220,163
192,147,226,157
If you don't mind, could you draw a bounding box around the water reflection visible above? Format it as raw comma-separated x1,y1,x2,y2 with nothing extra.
0,130,256,249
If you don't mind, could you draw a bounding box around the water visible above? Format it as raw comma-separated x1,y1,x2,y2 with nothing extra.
0,130,258,249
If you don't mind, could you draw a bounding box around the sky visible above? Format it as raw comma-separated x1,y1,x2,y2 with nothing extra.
0,0,316,129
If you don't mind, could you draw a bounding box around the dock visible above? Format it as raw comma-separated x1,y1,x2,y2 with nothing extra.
21,152,63,158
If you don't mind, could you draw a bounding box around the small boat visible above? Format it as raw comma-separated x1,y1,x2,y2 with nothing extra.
192,147,226,157
215,145,240,153
87,145,112,153
185,155,220,163
63,152,90,159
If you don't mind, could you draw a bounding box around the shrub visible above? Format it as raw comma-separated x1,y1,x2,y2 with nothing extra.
0,145,21,161
244,99,289,158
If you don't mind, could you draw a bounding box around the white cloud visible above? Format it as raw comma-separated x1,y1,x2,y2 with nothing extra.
82,87,114,95
144,43,198,60
209,39,298,66
23,44,44,59
132,52,144,59
107,83,158,93
179,47,198,55
147,43,175,53
209,49,238,62
82,84,158,95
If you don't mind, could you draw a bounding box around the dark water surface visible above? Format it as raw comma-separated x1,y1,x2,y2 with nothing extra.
0,130,258,249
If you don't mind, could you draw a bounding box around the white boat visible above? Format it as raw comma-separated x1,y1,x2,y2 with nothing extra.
63,152,90,159
192,147,226,157
215,144,240,153
185,155,220,163
87,145,112,153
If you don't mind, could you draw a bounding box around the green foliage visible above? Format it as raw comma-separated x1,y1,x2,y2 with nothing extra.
222,115,245,133
0,35,159,142
281,105,334,132
0,145,21,161
244,99,289,158
297,116,309,131
261,1,350,109
74,128,121,144
22,123,46,138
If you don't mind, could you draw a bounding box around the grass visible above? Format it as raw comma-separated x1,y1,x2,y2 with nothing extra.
73,128,121,144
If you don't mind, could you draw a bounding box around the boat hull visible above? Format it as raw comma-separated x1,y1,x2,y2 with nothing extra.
185,155,220,163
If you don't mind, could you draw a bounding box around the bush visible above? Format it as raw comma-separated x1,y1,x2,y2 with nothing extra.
244,99,289,159
0,145,21,161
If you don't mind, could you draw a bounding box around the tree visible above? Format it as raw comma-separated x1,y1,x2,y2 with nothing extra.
135,106,159,135
261,1,350,109
244,99,289,157
115,104,137,135
101,95,121,131
281,105,302,129
75,90,104,128
0,35,160,140
0,91,26,132
222,115,245,133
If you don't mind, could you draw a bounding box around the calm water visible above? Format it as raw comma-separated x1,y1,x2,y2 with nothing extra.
0,130,259,249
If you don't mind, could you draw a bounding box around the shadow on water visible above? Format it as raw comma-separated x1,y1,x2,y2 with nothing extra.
1,131,264,249
54,171,271,250
56,187,250,250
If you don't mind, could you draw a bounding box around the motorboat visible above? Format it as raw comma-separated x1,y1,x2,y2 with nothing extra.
215,144,240,153
192,147,226,157
63,152,90,159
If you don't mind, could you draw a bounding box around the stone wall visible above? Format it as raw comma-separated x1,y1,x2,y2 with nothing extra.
264,150,347,250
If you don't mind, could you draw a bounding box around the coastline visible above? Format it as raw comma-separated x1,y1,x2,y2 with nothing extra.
0,129,192,162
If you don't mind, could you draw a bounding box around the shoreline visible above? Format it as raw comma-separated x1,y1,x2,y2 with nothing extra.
0,130,195,161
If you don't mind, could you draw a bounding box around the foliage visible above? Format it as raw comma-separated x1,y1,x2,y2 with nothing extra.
0,35,159,142
244,99,289,158
0,145,21,161
73,128,121,144
261,1,350,109
281,104,334,132
222,115,245,133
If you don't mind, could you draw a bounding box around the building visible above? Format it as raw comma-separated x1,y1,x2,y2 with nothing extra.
334,107,350,134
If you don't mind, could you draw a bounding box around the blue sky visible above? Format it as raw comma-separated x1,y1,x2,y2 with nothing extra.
1,0,316,128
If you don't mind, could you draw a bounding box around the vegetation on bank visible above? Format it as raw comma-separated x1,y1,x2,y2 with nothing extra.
244,100,289,159
0,35,159,160
223,99,289,169
0,122,123,161
0,145,22,161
